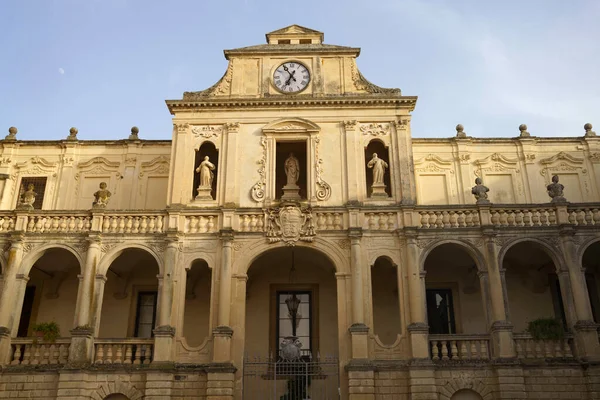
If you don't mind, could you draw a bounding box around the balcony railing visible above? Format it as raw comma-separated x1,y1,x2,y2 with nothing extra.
93,338,154,364
429,334,490,361
514,333,574,359
10,337,71,365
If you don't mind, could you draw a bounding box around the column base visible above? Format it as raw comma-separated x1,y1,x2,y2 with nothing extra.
490,320,515,359
346,359,375,400
349,323,369,359
206,363,236,400
212,326,234,363
407,322,430,359
574,320,600,361
152,325,176,363
0,326,11,365
68,326,94,364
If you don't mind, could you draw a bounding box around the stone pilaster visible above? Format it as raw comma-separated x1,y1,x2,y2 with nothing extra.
206,363,236,400
68,326,94,364
404,230,429,359
346,361,375,400
0,238,24,365
153,325,176,364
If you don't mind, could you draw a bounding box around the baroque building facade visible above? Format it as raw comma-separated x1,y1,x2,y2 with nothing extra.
0,25,600,399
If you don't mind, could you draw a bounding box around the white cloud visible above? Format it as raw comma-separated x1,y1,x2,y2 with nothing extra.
58,68,65,75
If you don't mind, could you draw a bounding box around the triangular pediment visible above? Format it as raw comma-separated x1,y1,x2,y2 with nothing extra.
265,24,324,44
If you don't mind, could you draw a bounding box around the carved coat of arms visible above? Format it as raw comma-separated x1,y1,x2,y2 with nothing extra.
266,205,315,245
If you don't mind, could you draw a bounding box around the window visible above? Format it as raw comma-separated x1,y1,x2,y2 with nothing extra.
18,177,47,209
277,39,291,44
299,39,312,44
426,288,456,334
134,291,157,338
271,287,318,359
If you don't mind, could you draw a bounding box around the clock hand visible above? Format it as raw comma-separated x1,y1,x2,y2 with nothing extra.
285,70,296,85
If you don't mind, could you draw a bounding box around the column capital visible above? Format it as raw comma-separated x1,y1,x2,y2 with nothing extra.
94,274,107,282
573,320,599,333
15,274,29,282
490,320,513,332
153,325,176,337
213,325,234,338
348,227,363,239
407,322,429,333
219,228,235,241
348,323,369,334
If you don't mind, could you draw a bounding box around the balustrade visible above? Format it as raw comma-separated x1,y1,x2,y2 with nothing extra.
0,216,15,232
93,339,154,364
418,209,480,229
10,338,70,365
568,207,600,226
101,214,165,234
429,334,490,361
490,207,557,227
185,215,218,233
365,212,396,230
315,212,344,230
514,333,574,359
238,214,265,232
27,214,91,233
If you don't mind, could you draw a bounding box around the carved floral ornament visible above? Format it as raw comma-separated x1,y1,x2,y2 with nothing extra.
360,123,391,137
192,125,223,138
539,151,586,176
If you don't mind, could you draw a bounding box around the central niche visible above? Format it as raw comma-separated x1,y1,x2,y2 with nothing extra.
276,141,307,200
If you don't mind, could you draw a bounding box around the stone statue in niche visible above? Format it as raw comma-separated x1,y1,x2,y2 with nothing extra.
17,183,36,210
196,155,216,201
547,175,567,203
471,177,490,204
93,182,112,209
367,153,389,197
281,152,301,201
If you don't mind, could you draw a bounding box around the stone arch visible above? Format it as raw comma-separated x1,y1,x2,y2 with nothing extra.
577,236,600,267
499,237,566,273
439,378,491,400
97,243,163,277
91,381,143,400
368,253,398,268
420,239,486,273
183,257,214,346
184,253,216,271
234,236,349,276
19,243,84,276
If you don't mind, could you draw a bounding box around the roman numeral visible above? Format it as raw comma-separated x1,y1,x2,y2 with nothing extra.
289,63,295,68
301,80,308,86
275,80,281,86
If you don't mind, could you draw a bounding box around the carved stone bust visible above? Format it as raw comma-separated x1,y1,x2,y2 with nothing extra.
547,175,567,203
93,182,112,209
18,183,36,210
471,177,490,204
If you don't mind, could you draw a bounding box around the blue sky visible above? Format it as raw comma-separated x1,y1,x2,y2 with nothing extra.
1,0,598,140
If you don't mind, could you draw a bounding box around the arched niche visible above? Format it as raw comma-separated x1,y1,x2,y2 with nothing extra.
104,395,130,400
371,256,401,345
451,389,484,400
364,139,391,198
183,259,212,347
193,142,219,201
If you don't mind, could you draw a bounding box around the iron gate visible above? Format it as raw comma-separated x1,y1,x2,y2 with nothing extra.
243,354,340,400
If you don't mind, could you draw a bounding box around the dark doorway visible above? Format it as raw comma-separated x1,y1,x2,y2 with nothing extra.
17,286,36,337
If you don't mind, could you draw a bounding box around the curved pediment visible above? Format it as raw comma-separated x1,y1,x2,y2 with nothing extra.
262,118,320,133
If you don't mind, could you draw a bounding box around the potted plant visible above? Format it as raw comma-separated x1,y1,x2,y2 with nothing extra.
31,321,61,343
527,317,565,341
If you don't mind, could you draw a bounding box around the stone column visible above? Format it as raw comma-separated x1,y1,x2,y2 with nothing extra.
559,230,600,359
404,232,429,359
483,233,515,358
213,229,234,363
348,228,369,360
70,244,95,364
90,274,107,336
207,230,235,400
0,239,24,365
153,238,179,363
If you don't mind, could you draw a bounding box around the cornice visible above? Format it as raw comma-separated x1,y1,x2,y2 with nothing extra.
223,45,361,59
166,96,417,114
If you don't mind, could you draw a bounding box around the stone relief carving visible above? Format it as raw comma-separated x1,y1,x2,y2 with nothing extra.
540,152,586,176
394,118,409,131
343,120,357,130
360,123,390,137
175,123,189,133
251,137,268,202
414,154,453,166
314,137,332,201
266,205,315,245
337,239,351,250
183,60,234,99
139,155,170,178
589,153,600,163
225,122,240,133
192,125,223,139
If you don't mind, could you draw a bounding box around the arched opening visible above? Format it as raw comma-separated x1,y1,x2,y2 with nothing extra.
583,241,600,322
183,259,212,346
424,244,485,335
451,389,484,400
276,141,308,200
364,139,391,198
503,241,566,332
17,248,80,338
193,142,219,201
98,248,160,338
371,257,401,345
104,395,130,400
243,247,339,398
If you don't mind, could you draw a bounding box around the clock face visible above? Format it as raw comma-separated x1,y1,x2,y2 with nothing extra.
273,62,310,93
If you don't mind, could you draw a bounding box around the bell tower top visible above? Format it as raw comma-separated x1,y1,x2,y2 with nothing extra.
265,25,324,45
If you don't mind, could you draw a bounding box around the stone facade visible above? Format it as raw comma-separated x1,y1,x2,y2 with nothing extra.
1,25,600,399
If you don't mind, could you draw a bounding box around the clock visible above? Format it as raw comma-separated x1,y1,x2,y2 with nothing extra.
273,62,310,93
